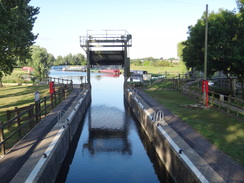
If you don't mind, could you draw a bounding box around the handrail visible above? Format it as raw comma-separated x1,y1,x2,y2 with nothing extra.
154,110,165,126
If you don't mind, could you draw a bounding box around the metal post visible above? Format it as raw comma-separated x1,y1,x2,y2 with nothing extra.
86,41,91,84
204,4,208,106
124,41,128,83
204,4,208,81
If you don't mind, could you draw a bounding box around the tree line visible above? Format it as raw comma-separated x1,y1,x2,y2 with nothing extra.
17,45,86,79
54,53,86,66
179,0,244,98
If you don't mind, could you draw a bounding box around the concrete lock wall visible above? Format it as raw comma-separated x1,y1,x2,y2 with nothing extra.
10,87,91,183
34,89,91,183
124,88,224,183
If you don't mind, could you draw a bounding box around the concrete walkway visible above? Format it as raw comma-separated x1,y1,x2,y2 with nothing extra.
137,88,244,183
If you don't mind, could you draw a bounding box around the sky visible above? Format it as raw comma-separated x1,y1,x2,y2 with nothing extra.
29,0,238,59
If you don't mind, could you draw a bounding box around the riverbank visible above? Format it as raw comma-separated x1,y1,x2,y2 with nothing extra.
127,86,244,183
141,79,244,166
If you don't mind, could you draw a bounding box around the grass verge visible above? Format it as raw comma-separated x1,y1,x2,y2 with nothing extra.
144,80,244,166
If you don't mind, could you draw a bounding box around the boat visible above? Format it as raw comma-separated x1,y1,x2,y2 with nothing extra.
99,69,121,74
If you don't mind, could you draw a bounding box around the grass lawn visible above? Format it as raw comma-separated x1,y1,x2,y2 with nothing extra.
0,85,49,123
144,80,244,166
2,68,31,83
130,65,183,74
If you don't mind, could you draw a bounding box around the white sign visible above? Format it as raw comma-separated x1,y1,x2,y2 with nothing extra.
35,91,40,101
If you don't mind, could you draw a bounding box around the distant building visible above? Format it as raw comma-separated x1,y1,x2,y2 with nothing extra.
22,67,33,72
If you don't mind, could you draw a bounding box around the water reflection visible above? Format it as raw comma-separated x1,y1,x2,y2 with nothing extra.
83,105,131,155
125,104,174,183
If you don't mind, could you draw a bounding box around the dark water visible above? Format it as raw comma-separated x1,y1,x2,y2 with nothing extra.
50,71,174,183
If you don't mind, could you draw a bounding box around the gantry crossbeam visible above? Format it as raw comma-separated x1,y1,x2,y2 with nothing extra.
80,30,132,52
80,30,132,84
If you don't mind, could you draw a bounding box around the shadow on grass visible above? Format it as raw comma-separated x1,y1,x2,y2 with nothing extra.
0,85,48,99
0,85,49,122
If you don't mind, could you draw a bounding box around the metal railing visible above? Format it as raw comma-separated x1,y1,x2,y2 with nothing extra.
80,29,132,52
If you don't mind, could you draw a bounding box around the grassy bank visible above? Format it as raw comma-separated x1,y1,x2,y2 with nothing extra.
0,85,49,123
0,68,50,122
144,80,244,166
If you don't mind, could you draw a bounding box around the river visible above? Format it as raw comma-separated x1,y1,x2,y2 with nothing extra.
49,70,174,183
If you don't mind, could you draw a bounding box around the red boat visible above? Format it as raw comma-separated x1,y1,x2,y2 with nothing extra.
99,69,121,74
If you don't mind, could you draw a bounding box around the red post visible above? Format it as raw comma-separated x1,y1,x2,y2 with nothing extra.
49,81,55,94
49,81,55,109
202,80,209,107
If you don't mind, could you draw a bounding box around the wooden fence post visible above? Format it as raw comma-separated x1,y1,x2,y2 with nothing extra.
70,81,73,91
15,107,20,125
0,121,5,156
54,92,57,106
28,105,34,128
50,93,54,110
211,91,215,107
6,110,11,130
44,97,47,116
62,87,65,99
16,108,21,138
35,101,39,123
227,95,231,113
38,101,41,121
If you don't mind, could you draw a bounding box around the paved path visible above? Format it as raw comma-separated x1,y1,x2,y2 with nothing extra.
137,88,244,183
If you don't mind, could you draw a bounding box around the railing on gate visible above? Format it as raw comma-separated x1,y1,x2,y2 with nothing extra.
0,78,73,156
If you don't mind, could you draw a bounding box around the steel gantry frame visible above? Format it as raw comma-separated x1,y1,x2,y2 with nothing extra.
80,30,132,84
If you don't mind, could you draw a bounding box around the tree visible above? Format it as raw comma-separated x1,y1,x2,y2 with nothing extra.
64,54,73,65
143,60,152,67
131,59,142,66
54,55,63,65
182,8,244,97
28,46,54,79
75,53,86,65
177,42,187,73
235,0,244,99
0,0,39,86
182,18,207,74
